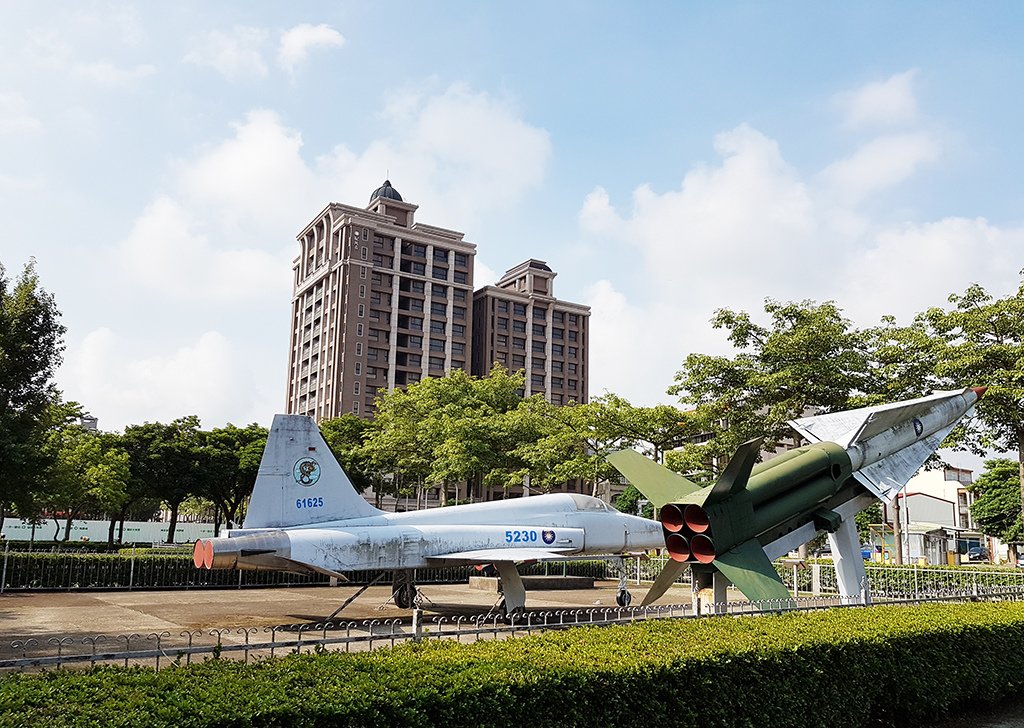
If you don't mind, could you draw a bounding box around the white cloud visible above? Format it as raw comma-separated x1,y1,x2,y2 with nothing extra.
278,23,344,74
61,328,270,430
834,69,920,129
115,196,291,303
72,61,156,86
578,116,1017,408
184,27,269,79
474,258,498,287
820,132,941,204
0,93,41,134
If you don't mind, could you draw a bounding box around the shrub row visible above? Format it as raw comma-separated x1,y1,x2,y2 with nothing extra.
2,602,1024,727
0,551,608,590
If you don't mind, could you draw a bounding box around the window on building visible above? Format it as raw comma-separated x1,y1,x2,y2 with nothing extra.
533,323,545,337
497,300,508,312
568,362,577,374
512,354,526,368
454,252,468,267
453,289,466,302
452,360,465,370
431,301,446,316
355,343,363,356
552,361,563,372
513,337,526,350
360,266,367,279
402,242,427,257
512,320,526,333
497,317,508,330
513,303,527,316
354,382,360,395
357,304,365,317
433,248,448,262
497,334,508,346
452,324,465,337
533,307,547,320
400,278,425,293
356,324,364,336
568,330,578,342
552,328,564,339
400,260,426,275
552,344,563,356
552,393,563,405
453,271,467,284
568,314,579,325
531,374,545,388
568,379,578,389
359,284,366,298
532,358,546,370
430,320,445,333
360,247,368,261
430,338,444,352
429,356,444,370
552,311,564,323
453,306,466,319
532,341,545,353
433,284,448,298
452,342,465,355
353,401,360,413
552,377,563,388
431,266,447,280
496,352,507,364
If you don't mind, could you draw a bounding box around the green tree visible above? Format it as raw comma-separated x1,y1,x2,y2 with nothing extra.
121,417,204,543
319,415,373,493
968,459,1023,555
40,402,130,541
667,299,909,477
0,259,66,528
920,277,1024,542
198,423,267,532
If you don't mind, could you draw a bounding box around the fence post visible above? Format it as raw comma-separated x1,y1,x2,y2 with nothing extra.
128,547,135,591
412,608,423,642
913,564,919,598
0,541,8,594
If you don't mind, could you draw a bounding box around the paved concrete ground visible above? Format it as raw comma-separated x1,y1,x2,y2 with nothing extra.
0,580,697,641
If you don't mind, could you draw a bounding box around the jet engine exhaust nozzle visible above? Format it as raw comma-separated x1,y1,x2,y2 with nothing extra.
690,534,716,564
661,504,685,533
683,505,711,534
666,533,691,562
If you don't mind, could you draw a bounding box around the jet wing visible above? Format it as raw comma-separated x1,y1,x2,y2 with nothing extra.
426,547,577,564
713,539,794,604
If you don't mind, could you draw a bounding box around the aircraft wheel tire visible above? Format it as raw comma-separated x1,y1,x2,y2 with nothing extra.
616,590,632,607
393,582,416,610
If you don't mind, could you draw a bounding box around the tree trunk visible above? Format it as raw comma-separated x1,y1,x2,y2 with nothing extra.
892,497,903,565
63,510,78,542
439,481,448,507
166,502,179,544
118,517,125,543
1018,430,1024,550
107,517,117,547
213,505,222,537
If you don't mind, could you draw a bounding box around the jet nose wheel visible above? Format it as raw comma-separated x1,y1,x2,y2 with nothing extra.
616,589,632,607
392,575,417,609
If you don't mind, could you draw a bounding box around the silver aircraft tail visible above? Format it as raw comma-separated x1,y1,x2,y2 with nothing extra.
242,415,382,529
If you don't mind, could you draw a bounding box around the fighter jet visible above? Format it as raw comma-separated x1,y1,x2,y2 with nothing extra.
193,415,664,616
607,388,984,610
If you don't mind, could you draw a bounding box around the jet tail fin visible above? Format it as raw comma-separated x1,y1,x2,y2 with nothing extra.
606,449,702,509
243,415,382,529
714,539,794,604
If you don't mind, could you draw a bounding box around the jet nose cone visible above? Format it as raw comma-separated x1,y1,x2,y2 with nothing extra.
972,386,988,399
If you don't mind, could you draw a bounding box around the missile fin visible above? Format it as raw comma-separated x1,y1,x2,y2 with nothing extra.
640,559,689,606
853,423,955,501
713,539,794,604
606,449,702,509
704,437,763,507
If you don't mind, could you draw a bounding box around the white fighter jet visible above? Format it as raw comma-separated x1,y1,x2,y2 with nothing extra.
193,415,664,616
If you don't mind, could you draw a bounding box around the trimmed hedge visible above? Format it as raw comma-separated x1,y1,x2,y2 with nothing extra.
3,602,1024,727
0,551,609,590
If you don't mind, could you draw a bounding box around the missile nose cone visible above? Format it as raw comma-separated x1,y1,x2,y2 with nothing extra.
972,386,988,399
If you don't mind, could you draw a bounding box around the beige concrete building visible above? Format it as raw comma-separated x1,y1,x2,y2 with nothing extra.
472,260,590,404
286,181,476,419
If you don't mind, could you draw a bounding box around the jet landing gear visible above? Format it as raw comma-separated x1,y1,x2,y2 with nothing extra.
613,556,633,607
392,571,419,609
492,561,527,622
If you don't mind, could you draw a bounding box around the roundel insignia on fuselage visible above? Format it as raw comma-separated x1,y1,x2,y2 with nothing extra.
542,529,555,545
912,418,924,437
293,457,321,487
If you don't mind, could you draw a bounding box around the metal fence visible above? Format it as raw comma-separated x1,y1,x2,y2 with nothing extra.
6,589,1024,673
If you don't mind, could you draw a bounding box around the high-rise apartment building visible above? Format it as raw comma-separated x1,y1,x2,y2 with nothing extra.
472,260,590,404
286,181,476,419
286,181,589,420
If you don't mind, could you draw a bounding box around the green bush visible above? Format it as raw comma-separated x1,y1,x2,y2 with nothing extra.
2,602,1024,727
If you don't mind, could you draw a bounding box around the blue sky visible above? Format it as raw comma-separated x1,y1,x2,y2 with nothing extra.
1,2,1022,457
